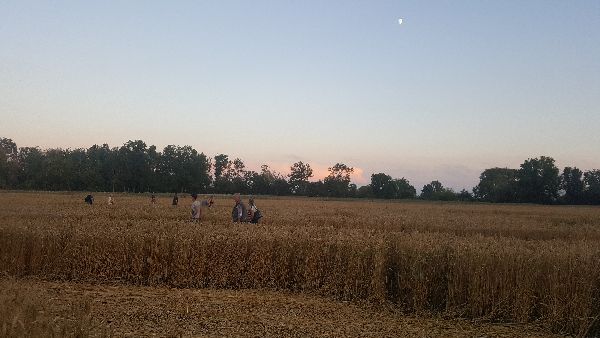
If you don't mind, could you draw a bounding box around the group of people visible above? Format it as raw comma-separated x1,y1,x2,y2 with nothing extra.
230,193,262,224
85,192,262,224
191,192,262,224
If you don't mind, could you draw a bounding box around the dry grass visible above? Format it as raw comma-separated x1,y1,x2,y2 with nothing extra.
0,277,560,337
1,191,600,336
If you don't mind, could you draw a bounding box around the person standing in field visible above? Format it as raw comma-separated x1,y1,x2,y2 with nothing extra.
247,197,262,224
151,194,157,205
201,195,215,207
84,194,94,205
108,195,114,205
191,193,202,222
231,193,247,223
172,193,178,206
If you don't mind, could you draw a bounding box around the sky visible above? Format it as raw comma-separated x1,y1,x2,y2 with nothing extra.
1,1,599,190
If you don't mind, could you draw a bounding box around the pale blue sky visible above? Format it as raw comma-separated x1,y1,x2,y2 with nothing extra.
1,1,599,189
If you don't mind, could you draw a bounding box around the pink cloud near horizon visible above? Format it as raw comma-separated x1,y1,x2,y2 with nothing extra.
248,161,368,186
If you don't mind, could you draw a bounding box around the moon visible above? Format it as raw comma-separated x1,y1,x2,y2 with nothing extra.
398,18,403,25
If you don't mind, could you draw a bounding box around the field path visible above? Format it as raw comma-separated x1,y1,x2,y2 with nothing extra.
2,278,560,337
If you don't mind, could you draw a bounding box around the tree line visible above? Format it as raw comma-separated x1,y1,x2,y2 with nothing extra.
1,137,599,205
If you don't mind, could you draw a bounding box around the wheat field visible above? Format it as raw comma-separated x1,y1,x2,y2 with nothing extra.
1,191,599,336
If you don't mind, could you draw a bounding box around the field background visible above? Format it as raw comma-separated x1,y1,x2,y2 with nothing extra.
1,191,599,337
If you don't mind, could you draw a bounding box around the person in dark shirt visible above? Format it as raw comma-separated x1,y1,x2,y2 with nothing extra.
84,194,94,205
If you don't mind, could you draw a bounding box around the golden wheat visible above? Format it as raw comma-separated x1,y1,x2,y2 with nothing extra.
1,192,599,335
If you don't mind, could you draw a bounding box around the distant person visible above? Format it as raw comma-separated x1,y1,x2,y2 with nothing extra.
84,194,94,205
201,195,214,208
247,198,263,224
151,194,157,205
191,193,202,222
108,195,114,205
232,193,247,223
172,193,178,206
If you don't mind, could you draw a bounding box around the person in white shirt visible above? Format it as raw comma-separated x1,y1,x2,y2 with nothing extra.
191,193,202,222
108,195,114,205
247,198,262,224
231,193,247,223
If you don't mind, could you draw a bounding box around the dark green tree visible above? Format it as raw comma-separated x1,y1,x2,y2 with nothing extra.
395,178,417,199
250,165,274,195
66,148,90,191
307,180,326,197
44,148,70,190
421,180,444,200
269,173,290,196
115,140,152,192
473,168,518,202
159,145,210,193
17,147,45,189
324,163,353,197
213,154,229,181
0,137,18,188
371,173,395,199
356,184,373,198
230,158,248,193
457,189,475,202
348,183,358,197
584,170,600,205
212,154,234,193
288,161,313,195
517,156,559,204
87,144,117,191
561,167,584,204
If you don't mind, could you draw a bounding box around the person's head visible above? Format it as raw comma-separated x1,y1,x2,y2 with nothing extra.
191,193,198,200
233,193,241,203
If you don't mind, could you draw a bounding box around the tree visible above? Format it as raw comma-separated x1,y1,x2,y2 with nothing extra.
356,185,373,198
421,180,443,200
115,140,152,192
212,154,235,193
157,145,180,191
584,170,600,205
457,189,475,202
66,148,90,191
324,163,353,197
348,183,357,197
395,178,417,199
473,168,518,203
87,144,117,192
561,167,584,204
307,180,326,197
213,154,229,181
371,174,416,199
186,149,211,193
230,158,248,193
158,145,210,193
517,156,559,204
248,165,277,195
0,137,18,188
17,147,48,189
370,173,395,199
269,175,290,196
288,161,313,195
44,148,70,190
0,137,17,160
